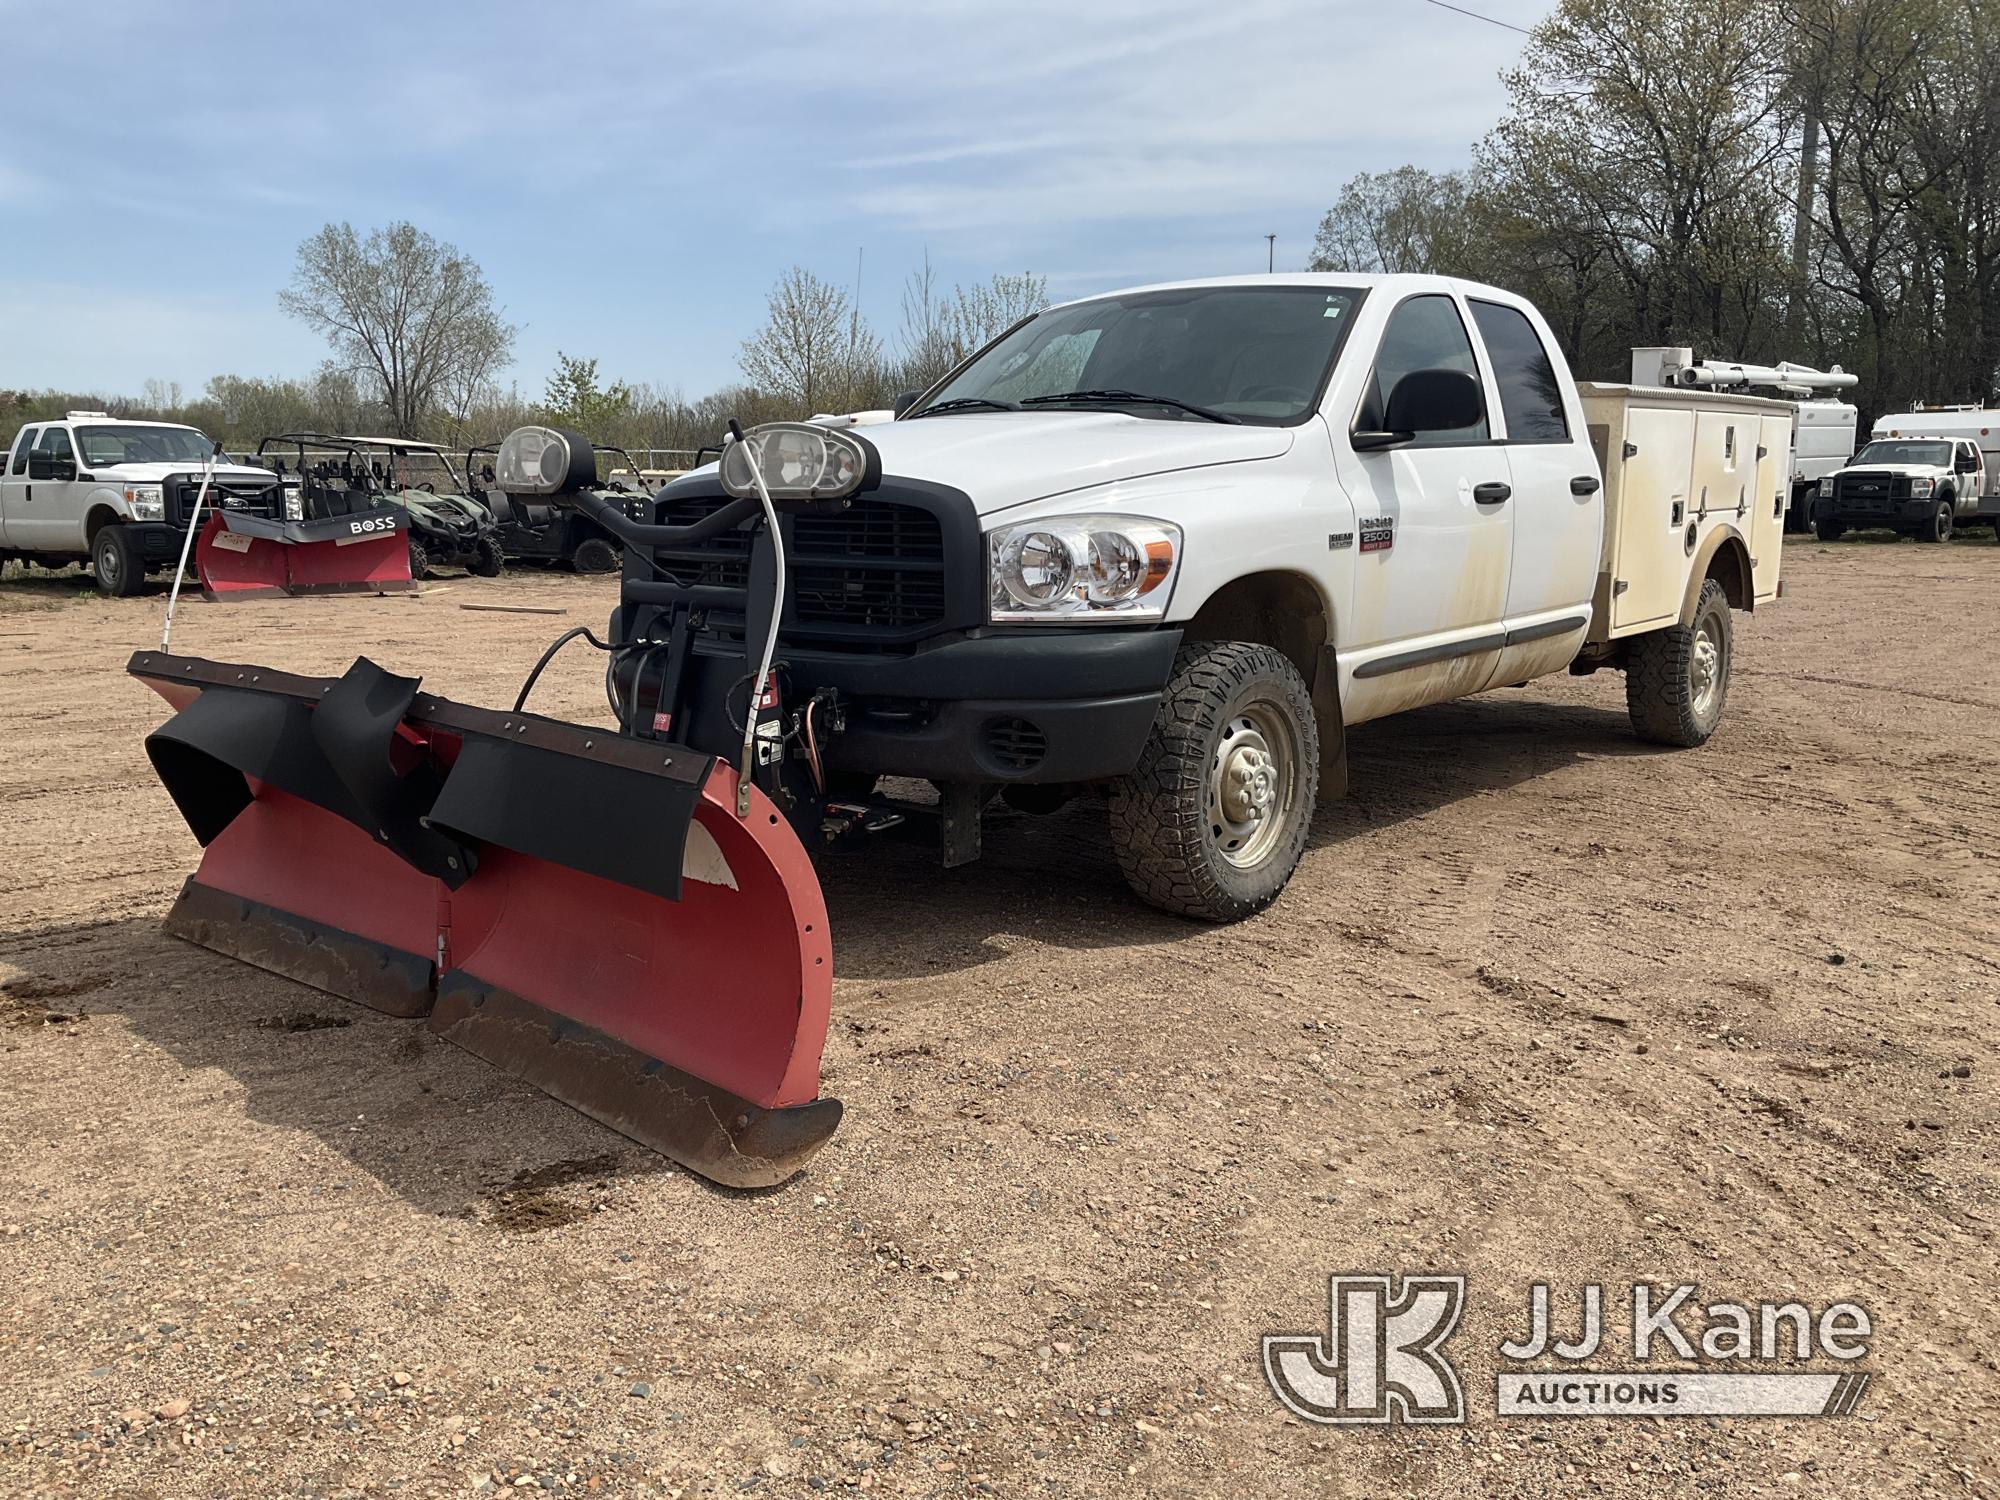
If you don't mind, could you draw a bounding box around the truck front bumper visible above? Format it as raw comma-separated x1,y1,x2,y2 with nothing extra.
129,521,187,566
684,627,1182,785
1820,497,1938,527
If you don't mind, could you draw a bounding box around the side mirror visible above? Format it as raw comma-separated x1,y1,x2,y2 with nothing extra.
892,389,922,418
26,451,52,480
1957,454,1980,472
1390,369,1483,434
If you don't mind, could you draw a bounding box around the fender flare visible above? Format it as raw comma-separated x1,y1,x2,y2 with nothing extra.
84,500,131,540
1681,525,1754,626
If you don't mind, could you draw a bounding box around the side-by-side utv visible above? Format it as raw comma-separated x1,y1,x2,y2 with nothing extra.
464,432,651,573
258,434,503,579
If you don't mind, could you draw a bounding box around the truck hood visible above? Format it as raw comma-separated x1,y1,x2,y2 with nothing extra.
1838,463,1946,478
852,412,1295,514
89,460,276,485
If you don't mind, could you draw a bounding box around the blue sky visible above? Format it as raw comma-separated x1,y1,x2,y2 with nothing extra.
0,0,1540,403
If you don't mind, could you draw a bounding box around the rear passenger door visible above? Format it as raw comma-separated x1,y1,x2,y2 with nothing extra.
1333,291,1514,720
0,427,35,547
1468,298,1599,647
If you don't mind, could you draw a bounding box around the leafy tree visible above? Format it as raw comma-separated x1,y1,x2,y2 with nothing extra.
540,352,634,435
279,221,516,437
1309,168,1478,275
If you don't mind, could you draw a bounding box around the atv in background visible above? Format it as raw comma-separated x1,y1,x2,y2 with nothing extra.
257,434,503,579
466,430,653,573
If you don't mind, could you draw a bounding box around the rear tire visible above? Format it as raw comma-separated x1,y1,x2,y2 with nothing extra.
571,537,619,574
408,537,429,580
1814,516,1846,542
1109,641,1318,922
471,538,504,576
1915,498,1952,543
1625,577,1733,747
92,526,144,597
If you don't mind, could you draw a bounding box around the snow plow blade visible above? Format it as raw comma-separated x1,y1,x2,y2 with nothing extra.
195,509,415,601
129,650,838,1188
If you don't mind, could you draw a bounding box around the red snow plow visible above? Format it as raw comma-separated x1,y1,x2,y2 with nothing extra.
134,421,909,1185
193,508,414,600
129,649,837,1186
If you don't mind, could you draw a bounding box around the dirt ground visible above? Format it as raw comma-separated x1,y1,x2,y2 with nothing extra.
1,538,1995,1500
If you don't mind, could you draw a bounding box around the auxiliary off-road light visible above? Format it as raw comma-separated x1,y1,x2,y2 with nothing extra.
496,425,597,496
988,515,1181,623
719,423,876,502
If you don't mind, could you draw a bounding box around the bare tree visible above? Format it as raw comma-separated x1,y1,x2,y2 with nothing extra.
279,222,516,437
738,266,882,415
896,263,1050,392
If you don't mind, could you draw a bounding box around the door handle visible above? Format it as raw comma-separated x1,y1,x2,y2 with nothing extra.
1570,475,1601,496
1473,482,1511,504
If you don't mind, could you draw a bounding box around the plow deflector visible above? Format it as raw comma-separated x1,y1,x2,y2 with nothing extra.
195,510,415,600
129,651,838,1188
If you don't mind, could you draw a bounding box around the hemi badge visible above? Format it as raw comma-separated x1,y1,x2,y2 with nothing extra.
1328,532,1354,550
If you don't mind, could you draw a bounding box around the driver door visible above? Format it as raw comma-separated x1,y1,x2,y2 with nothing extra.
1331,292,1514,722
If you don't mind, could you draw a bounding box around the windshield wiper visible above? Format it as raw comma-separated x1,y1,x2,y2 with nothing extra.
1020,389,1241,424
908,396,1021,417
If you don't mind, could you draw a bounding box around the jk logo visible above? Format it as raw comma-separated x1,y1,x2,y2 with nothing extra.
1263,1274,1467,1425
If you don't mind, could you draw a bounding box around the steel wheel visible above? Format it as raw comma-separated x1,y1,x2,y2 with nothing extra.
1688,613,1726,720
1207,700,1299,869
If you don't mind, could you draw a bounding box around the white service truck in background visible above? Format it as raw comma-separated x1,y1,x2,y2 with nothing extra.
1813,434,1995,542
630,274,1790,919
1629,347,1857,533
0,412,284,594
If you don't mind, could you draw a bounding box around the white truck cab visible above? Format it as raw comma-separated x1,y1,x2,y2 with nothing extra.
617,274,1788,919
1814,434,1994,543
0,413,282,594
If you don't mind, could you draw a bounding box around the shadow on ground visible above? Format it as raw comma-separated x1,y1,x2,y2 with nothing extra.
824,693,1653,981
0,914,671,1217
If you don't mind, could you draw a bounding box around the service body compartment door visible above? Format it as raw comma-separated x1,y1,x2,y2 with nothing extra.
1610,406,1695,635
1750,414,1790,601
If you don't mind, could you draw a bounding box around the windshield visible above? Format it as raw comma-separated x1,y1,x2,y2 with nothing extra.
74,424,217,466
918,284,1363,425
1855,440,1952,466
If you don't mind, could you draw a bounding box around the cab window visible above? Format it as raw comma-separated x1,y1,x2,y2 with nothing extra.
9,428,39,474
1356,295,1489,447
1469,299,1570,443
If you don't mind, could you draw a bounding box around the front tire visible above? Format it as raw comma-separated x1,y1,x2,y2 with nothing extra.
1626,577,1733,747
1814,515,1846,542
1109,641,1318,922
92,526,144,597
407,536,429,581
471,538,504,576
1915,498,1953,543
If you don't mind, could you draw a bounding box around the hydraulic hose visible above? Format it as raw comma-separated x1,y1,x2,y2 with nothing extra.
159,445,220,652
727,420,785,819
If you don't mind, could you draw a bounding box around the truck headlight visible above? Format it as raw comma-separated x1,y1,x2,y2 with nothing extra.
1911,476,1934,496
720,422,877,501
122,484,164,521
988,515,1181,623
1817,477,1833,496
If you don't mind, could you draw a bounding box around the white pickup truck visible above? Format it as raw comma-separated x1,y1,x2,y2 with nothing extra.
0,412,285,594
1812,435,1994,542
618,273,1788,920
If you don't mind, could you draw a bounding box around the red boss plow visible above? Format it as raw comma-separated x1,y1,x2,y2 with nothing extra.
132,421,917,1186
193,508,414,600
129,649,837,1188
